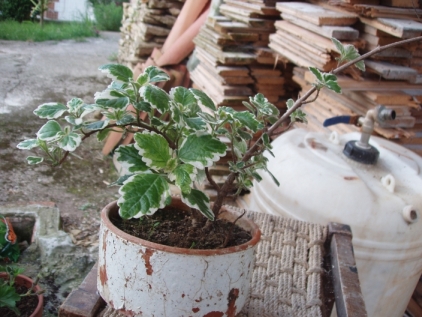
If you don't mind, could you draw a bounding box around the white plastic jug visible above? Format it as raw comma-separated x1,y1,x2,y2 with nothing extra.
249,128,422,317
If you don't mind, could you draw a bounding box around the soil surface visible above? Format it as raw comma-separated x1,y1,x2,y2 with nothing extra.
113,207,252,249
0,32,121,236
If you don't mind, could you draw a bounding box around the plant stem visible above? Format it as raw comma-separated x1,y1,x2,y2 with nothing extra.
212,35,422,216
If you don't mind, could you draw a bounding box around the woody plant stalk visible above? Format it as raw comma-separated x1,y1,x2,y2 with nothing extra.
17,36,422,224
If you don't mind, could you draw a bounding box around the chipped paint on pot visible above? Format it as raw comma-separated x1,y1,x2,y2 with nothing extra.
97,197,261,317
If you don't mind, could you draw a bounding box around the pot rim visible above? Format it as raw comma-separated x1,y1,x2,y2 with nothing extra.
101,199,261,255
0,273,44,317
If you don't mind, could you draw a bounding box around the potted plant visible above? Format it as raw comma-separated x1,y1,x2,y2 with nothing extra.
0,265,44,317
16,64,272,316
16,37,414,316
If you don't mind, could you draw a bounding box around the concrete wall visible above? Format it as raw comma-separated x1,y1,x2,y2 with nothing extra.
46,0,94,21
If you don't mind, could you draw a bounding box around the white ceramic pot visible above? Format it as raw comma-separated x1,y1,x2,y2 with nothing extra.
97,197,261,317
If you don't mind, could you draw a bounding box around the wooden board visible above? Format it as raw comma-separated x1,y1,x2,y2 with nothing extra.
354,4,422,19
304,71,422,90
276,2,358,26
224,0,280,16
207,17,270,33
360,33,399,46
219,8,277,29
365,60,418,81
281,13,359,40
381,0,419,7
360,17,422,38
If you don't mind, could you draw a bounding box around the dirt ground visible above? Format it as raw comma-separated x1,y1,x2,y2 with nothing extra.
0,32,122,236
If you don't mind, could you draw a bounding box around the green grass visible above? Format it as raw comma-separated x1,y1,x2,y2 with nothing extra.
0,20,98,42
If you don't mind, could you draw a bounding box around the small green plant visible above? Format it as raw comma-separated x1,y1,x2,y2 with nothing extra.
30,0,51,27
0,265,41,316
90,0,128,31
17,36,422,224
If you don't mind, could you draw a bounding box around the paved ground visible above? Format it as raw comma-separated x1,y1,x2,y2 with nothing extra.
0,32,122,246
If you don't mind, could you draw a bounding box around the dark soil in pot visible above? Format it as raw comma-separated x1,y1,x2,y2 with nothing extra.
111,206,252,249
0,283,39,317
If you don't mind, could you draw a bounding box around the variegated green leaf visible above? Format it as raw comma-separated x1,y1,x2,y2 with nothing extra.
171,86,196,107
185,117,206,130
144,66,170,83
134,132,172,170
96,97,130,109
16,139,38,150
170,164,196,194
67,98,84,114
181,189,214,221
139,85,170,113
178,132,227,169
233,111,262,132
37,120,62,141
57,132,81,151
115,144,148,173
27,156,44,165
118,173,170,219
84,120,108,131
33,102,67,119
116,113,135,126
99,64,133,82
190,88,216,111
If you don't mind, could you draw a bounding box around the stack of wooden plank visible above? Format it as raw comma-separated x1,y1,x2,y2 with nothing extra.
118,0,184,68
190,0,291,110
267,1,422,154
269,2,363,71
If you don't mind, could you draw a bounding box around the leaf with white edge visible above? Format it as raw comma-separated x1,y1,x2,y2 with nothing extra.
233,111,262,132
84,120,109,131
116,113,135,126
197,112,218,124
286,99,294,109
139,85,170,113
16,139,38,150
325,79,342,94
65,115,83,126
118,173,170,219
136,72,149,86
33,102,67,119
27,156,44,165
144,66,170,83
134,132,172,170
57,132,81,151
115,144,148,173
331,38,365,71
178,132,227,169
237,129,252,141
171,86,196,108
67,98,84,114
99,64,133,82
133,101,151,112
96,97,130,109
185,117,206,130
181,189,214,221
190,88,216,111
233,137,247,158
170,164,196,194
37,120,62,141
242,101,255,112
309,67,323,83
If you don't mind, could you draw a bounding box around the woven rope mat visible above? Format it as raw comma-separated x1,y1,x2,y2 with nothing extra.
100,209,327,317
